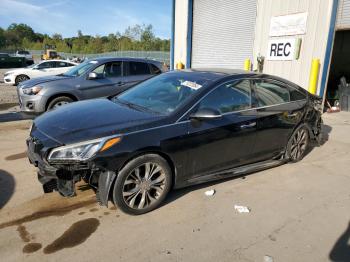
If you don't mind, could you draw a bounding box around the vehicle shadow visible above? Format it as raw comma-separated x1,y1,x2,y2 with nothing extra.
0,170,15,209
0,112,34,123
329,221,350,261
320,124,332,146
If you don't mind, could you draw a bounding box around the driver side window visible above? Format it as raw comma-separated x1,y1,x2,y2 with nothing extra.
198,80,252,114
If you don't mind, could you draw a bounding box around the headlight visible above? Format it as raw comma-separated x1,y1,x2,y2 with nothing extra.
47,136,121,162
23,86,42,95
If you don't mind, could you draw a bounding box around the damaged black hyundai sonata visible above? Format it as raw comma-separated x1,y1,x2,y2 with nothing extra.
27,69,322,215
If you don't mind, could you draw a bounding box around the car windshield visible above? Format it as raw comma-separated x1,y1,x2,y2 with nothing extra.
114,72,210,115
62,60,97,77
27,63,38,68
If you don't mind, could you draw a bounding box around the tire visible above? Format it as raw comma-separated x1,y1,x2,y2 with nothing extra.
15,75,29,85
285,124,310,162
112,154,172,215
47,96,74,111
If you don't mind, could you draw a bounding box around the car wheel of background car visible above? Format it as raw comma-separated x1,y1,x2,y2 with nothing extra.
113,154,172,215
47,96,74,111
286,124,310,162
15,74,29,85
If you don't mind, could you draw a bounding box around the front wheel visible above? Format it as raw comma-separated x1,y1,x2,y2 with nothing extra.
47,96,74,111
15,75,29,85
286,125,310,162
112,154,172,215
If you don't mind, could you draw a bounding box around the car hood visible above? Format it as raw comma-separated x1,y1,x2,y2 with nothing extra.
19,75,73,88
34,99,166,145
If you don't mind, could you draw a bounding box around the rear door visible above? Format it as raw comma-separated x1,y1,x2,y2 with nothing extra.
252,79,307,161
54,61,76,74
123,61,154,90
78,61,124,99
184,79,258,178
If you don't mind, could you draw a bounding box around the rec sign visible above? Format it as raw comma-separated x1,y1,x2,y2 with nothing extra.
267,38,296,61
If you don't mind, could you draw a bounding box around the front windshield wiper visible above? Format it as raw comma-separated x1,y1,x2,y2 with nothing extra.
114,98,163,115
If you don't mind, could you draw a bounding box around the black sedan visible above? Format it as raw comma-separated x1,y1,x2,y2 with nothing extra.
27,69,323,215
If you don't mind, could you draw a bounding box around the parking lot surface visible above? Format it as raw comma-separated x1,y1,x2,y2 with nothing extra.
0,112,349,261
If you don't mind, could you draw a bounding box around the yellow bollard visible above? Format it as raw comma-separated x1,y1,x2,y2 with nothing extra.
244,59,251,71
308,59,320,95
176,62,185,70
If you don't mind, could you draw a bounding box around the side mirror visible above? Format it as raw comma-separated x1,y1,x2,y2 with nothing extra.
88,72,99,80
189,108,222,120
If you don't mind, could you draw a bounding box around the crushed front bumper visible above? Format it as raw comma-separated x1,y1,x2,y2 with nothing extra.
26,136,90,197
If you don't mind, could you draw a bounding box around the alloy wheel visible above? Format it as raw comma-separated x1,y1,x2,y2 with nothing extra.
290,128,308,160
122,162,166,210
52,101,70,109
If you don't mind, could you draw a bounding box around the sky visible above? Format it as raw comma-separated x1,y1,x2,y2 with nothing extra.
0,0,172,39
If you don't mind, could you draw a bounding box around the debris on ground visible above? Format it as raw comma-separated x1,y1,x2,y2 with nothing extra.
204,189,215,196
234,205,250,213
263,255,274,262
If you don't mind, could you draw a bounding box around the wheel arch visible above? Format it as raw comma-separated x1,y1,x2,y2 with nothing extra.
45,93,78,111
98,148,177,207
15,74,30,83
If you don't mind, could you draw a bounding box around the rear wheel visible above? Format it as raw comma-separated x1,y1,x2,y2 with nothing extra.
286,125,310,162
15,75,29,85
112,154,172,215
47,96,74,111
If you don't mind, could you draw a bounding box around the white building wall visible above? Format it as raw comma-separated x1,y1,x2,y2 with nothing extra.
253,0,334,94
174,0,189,68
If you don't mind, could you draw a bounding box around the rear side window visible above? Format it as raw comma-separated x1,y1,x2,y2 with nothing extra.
37,62,55,69
128,62,150,75
150,63,161,74
290,88,306,101
255,81,290,106
199,80,252,113
56,62,70,67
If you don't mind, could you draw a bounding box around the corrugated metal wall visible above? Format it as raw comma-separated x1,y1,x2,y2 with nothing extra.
253,0,334,94
337,0,350,29
191,0,257,69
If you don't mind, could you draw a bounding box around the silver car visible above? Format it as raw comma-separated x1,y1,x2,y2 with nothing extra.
17,57,168,115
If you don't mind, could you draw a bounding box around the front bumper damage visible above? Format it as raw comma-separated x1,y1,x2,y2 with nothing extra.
27,136,115,206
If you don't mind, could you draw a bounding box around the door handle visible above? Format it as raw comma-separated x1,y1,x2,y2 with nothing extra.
240,122,256,129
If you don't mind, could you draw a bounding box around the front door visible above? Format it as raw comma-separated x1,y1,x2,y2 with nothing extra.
78,61,124,99
184,79,258,179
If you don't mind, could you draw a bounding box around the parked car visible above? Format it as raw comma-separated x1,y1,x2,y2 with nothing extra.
15,50,34,65
4,59,77,86
0,53,26,68
27,69,323,215
17,57,168,114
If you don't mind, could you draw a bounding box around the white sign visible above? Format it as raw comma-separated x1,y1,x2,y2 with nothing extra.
270,12,308,37
267,38,296,61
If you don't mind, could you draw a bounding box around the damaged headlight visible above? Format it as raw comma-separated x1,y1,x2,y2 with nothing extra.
48,136,121,162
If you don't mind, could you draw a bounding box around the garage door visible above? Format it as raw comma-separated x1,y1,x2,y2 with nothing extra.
191,0,257,69
337,0,350,29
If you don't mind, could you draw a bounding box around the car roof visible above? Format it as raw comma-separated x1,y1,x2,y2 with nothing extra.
40,59,77,63
169,68,306,91
88,57,163,64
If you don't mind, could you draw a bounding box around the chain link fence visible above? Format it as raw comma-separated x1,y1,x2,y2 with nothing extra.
27,50,170,65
